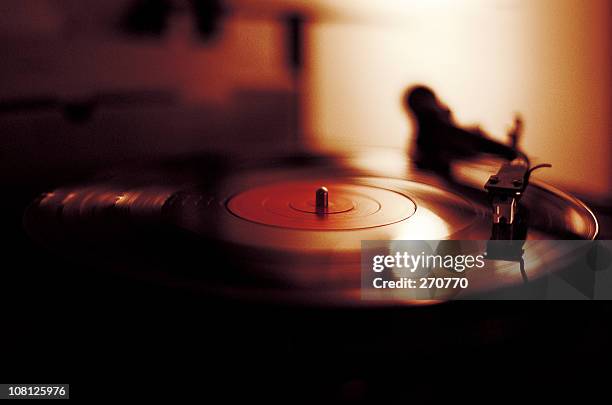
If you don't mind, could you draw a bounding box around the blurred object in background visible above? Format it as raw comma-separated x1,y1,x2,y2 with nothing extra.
301,0,611,205
404,84,518,177
0,0,610,208
120,0,226,40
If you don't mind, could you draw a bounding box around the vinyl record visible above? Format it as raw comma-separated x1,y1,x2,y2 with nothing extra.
24,149,599,305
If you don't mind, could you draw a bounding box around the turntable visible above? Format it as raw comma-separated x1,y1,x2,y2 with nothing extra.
20,84,600,306
24,139,598,306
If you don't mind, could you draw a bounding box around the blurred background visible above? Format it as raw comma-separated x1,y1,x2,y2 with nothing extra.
1,1,611,398
1,0,610,203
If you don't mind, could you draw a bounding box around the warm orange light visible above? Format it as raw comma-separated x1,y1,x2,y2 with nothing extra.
303,0,611,198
